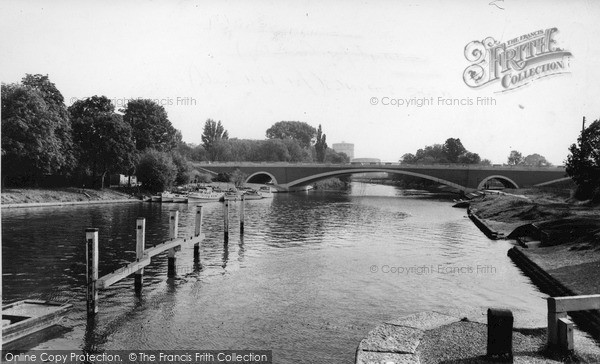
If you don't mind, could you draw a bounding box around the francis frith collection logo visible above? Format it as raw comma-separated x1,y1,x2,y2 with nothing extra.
463,27,572,92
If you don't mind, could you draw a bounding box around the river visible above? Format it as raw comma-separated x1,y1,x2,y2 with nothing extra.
2,183,547,363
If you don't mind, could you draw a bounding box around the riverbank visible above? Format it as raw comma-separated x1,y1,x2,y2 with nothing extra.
356,311,600,363
1,187,137,207
469,188,600,295
469,187,600,343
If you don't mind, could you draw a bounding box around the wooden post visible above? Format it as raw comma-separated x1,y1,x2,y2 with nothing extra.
134,218,145,294
194,206,203,262
558,318,574,352
224,199,230,243
240,194,245,234
547,298,567,346
168,210,179,277
85,228,99,316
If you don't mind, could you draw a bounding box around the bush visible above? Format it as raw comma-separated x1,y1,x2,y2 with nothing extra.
136,150,177,193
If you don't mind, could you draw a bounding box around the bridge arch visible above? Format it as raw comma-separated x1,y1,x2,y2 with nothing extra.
246,171,279,185
477,175,519,190
283,169,471,192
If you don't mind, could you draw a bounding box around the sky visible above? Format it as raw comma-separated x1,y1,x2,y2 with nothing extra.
1,0,599,164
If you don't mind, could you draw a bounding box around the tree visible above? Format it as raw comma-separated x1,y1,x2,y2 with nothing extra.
171,151,192,186
400,138,484,165
507,150,523,165
458,151,481,164
443,138,467,163
324,149,349,163
566,119,600,199
69,96,137,188
523,153,551,167
1,76,74,185
136,149,177,192
480,159,492,166
257,139,290,161
123,99,178,152
266,121,316,148
201,119,229,161
315,124,327,162
230,169,247,187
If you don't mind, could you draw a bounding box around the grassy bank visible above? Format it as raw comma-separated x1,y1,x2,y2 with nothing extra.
1,187,134,205
470,187,600,296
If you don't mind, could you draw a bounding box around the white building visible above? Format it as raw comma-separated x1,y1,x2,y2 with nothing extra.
332,142,354,160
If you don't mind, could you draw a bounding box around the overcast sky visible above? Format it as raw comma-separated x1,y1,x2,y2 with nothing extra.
2,0,599,164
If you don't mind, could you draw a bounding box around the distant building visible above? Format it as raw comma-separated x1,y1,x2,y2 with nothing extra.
110,174,139,187
332,142,354,160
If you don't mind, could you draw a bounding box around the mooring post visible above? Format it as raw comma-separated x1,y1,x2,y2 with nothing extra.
85,228,99,316
240,194,245,234
134,217,146,294
168,210,179,277
224,199,230,243
194,205,203,262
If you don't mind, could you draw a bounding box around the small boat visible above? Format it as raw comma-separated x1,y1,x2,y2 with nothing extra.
452,200,470,208
2,300,72,346
219,189,242,202
242,189,264,200
158,192,187,203
188,187,225,201
258,186,274,199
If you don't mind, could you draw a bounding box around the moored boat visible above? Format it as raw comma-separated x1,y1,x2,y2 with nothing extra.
258,186,274,198
2,300,72,346
188,187,225,201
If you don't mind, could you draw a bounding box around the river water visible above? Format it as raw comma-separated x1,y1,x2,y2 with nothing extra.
2,183,547,363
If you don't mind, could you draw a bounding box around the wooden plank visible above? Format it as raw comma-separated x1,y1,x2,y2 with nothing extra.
144,235,203,259
96,233,204,289
549,294,600,312
97,257,151,289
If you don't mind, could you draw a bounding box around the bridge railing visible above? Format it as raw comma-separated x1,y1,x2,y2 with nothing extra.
192,161,565,171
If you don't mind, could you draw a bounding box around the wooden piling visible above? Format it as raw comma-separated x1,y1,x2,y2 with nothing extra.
85,228,99,316
134,218,145,294
168,210,179,277
224,199,230,243
194,206,203,261
240,194,245,234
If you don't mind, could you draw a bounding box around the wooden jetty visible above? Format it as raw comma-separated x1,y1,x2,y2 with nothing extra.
85,197,248,316
86,206,205,315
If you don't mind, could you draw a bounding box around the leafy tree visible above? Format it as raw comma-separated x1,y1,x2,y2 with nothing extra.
443,138,467,163
257,139,291,161
324,149,349,163
400,153,417,164
69,96,137,188
458,151,481,164
266,121,316,148
523,153,551,167
230,169,247,187
566,119,600,199
201,119,229,161
1,76,74,185
507,150,523,165
315,124,328,162
171,151,192,186
136,149,177,192
400,138,484,165
123,99,178,152
480,159,492,166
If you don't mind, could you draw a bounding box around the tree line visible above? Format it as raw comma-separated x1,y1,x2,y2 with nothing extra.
1,74,348,192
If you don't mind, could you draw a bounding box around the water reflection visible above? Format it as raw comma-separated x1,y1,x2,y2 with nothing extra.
2,184,547,363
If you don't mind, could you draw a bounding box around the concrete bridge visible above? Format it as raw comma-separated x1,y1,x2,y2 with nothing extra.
195,162,569,193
